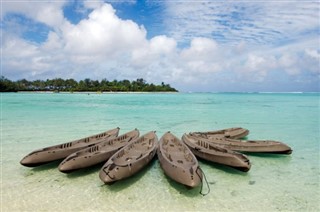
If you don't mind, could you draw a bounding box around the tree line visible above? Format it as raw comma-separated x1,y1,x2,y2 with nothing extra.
0,76,178,92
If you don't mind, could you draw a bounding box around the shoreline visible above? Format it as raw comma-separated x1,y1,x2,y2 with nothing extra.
13,91,179,94
4,91,319,94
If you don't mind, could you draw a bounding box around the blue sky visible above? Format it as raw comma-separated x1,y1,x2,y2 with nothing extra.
1,0,319,92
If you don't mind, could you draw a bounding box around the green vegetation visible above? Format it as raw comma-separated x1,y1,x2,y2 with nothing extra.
0,76,178,92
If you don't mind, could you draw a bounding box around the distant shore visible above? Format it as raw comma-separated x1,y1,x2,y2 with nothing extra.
1,91,319,94
1,77,178,92
14,91,178,94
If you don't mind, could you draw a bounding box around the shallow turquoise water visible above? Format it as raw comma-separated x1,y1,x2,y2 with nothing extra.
1,92,319,211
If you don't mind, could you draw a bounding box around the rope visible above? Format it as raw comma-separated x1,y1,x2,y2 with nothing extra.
196,166,210,196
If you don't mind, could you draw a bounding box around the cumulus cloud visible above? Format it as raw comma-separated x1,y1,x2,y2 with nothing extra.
239,54,276,82
181,38,218,60
1,1,319,91
63,4,146,57
2,2,155,80
1,0,67,28
2,35,54,78
279,54,300,75
305,49,320,60
131,35,176,68
180,38,220,74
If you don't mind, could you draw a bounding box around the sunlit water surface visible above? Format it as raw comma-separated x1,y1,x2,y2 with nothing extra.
1,92,319,211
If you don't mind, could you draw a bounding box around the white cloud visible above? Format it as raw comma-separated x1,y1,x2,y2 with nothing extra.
181,38,218,61
305,49,320,61
35,4,65,28
42,31,63,50
279,54,300,75
1,1,319,91
131,35,176,68
2,2,172,81
63,4,146,57
179,37,221,75
1,1,67,28
163,1,320,45
2,35,52,77
83,0,105,9
130,36,222,84
301,49,320,74
150,35,177,55
240,54,276,82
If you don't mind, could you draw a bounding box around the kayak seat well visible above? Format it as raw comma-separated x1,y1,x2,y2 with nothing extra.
125,153,143,162
170,151,194,166
115,149,144,166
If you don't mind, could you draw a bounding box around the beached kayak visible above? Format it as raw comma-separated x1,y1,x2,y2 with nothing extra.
191,127,249,139
157,132,202,188
59,129,140,173
189,133,292,154
99,131,158,183
20,128,120,167
182,133,251,172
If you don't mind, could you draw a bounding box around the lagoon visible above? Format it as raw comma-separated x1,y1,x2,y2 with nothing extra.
1,92,319,211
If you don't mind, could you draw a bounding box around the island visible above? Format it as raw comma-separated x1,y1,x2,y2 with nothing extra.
0,76,178,92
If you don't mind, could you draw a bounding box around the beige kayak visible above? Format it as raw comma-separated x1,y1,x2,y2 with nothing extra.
191,127,249,139
189,133,292,154
157,132,202,188
182,134,251,172
20,128,120,167
59,129,140,173
99,131,158,183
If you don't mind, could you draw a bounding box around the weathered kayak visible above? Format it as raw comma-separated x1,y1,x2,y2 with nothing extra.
59,129,139,173
182,133,251,172
191,127,249,139
99,131,158,183
20,128,120,167
189,133,292,154
157,132,202,188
